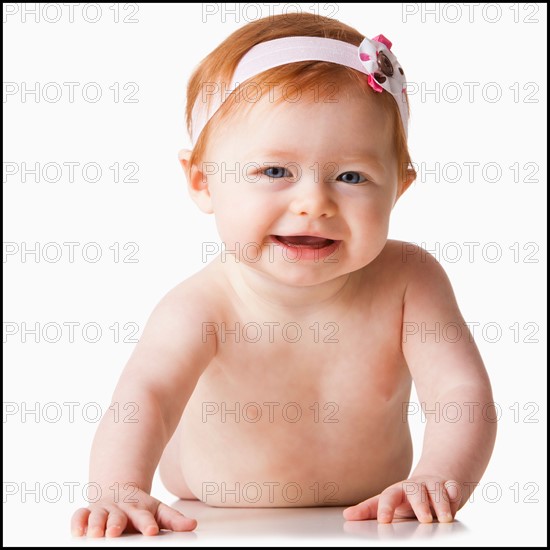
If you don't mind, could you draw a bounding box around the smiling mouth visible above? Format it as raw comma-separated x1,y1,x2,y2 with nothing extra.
271,235,337,249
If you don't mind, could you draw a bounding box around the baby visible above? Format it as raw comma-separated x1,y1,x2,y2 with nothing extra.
71,13,496,537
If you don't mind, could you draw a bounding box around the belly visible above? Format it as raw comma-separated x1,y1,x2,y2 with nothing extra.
175,389,413,506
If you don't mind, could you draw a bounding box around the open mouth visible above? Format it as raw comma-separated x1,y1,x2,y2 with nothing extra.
272,235,336,249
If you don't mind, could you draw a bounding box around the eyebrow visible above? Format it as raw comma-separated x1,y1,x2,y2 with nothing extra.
244,149,386,172
246,149,382,164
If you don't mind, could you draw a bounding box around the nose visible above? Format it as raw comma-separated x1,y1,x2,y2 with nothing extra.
288,178,337,218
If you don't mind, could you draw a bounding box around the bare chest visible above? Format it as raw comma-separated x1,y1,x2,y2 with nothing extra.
193,302,410,417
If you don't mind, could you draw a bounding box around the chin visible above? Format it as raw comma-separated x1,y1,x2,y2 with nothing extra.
263,263,347,287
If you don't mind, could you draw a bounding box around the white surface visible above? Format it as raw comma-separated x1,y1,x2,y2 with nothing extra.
3,2,547,547
2,488,548,546
4,492,545,546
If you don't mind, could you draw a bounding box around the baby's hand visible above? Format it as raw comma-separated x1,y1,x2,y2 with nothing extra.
343,476,461,524
70,485,197,537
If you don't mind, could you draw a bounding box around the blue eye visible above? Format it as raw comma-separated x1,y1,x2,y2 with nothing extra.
263,166,291,179
337,172,367,184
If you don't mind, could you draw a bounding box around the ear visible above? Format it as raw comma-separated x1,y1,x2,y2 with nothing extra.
394,167,416,205
178,148,213,214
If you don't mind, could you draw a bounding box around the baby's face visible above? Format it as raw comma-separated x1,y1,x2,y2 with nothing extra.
199,85,399,286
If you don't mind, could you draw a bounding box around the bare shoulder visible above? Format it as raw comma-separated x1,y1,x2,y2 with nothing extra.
376,239,441,268
374,240,457,306
380,239,450,278
155,264,225,323
132,262,226,364
115,264,225,391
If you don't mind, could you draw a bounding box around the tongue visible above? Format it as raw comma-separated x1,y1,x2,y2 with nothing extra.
277,235,333,248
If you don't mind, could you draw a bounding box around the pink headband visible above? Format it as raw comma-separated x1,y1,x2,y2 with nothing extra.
190,35,408,145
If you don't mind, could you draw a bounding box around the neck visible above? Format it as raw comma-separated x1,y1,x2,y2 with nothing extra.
219,254,358,315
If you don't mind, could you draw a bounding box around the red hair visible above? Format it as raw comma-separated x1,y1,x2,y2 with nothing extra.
185,13,416,196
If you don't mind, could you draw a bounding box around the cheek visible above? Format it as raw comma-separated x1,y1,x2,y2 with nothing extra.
211,189,272,244
350,196,392,234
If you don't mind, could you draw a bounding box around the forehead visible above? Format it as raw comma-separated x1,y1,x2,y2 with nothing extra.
206,84,394,160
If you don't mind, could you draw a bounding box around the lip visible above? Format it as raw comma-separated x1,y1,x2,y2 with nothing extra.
275,232,337,239
268,234,341,261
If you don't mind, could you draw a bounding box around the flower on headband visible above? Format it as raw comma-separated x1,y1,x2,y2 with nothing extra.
358,34,406,97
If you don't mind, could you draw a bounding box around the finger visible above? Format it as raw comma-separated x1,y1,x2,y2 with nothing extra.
404,481,433,523
376,486,405,523
343,495,380,521
70,508,91,537
126,508,160,536
155,502,198,532
426,481,453,523
445,480,462,517
87,507,109,537
105,508,129,538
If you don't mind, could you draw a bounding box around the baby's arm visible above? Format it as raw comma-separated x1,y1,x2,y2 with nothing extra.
345,245,497,523
71,285,216,537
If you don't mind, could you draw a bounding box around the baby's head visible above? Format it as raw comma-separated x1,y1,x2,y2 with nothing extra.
180,13,417,285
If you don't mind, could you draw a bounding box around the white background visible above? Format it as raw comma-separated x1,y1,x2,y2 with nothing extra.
3,2,547,546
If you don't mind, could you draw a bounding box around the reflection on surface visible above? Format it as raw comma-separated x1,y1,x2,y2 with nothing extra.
343,517,467,540
171,499,468,540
